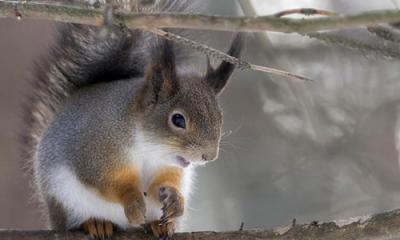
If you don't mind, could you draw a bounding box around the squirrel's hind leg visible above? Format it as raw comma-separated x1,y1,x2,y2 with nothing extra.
82,218,114,240
47,197,115,240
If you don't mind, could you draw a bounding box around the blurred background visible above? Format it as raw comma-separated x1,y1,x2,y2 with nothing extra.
2,0,400,232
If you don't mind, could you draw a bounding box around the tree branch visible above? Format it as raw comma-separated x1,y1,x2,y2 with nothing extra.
1,0,400,33
306,32,400,60
2,209,400,239
0,0,104,25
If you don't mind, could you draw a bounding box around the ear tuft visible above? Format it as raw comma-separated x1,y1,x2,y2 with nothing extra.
140,38,179,106
206,56,214,76
206,33,245,95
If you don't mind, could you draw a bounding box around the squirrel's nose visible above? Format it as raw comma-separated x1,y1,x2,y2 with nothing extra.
201,145,219,162
201,150,218,162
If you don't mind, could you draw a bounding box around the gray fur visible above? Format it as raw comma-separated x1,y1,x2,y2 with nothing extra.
37,79,142,188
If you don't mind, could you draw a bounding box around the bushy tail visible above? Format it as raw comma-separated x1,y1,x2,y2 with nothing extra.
20,0,194,168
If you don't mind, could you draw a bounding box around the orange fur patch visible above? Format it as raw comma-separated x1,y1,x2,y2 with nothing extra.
148,166,183,202
100,167,143,205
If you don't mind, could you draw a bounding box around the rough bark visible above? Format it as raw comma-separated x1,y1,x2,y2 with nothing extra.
2,209,400,240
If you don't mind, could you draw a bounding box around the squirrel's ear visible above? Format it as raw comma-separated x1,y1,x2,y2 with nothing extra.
140,38,179,106
206,33,244,95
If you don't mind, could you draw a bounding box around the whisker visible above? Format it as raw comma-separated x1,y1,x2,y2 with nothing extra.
221,130,233,139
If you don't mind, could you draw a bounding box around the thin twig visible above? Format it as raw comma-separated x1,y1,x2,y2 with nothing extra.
103,1,114,26
239,222,245,231
2,0,400,33
273,8,400,61
367,25,400,43
250,64,312,81
148,28,312,81
147,28,251,70
306,32,400,60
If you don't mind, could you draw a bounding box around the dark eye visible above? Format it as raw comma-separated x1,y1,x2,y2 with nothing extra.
171,113,186,129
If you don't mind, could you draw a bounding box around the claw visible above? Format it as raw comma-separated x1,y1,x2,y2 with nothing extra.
82,219,114,240
147,220,176,239
158,186,184,221
161,218,168,225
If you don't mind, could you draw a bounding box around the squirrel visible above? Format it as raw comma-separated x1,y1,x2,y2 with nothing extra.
21,0,243,239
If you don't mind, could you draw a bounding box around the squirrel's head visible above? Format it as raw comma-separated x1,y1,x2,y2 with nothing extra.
133,34,243,168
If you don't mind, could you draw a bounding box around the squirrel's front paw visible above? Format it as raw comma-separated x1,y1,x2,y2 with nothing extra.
159,186,184,223
124,196,146,225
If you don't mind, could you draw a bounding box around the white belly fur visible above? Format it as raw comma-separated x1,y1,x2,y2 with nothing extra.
46,164,193,230
48,167,130,229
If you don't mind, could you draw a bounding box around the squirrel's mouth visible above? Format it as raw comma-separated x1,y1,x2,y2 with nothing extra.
176,156,191,168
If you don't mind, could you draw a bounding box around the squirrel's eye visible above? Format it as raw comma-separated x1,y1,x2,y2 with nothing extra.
171,113,186,129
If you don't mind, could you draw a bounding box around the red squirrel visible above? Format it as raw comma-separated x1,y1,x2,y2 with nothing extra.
21,0,243,239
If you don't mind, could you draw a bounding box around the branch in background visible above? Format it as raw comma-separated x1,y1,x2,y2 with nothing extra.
391,21,400,29
2,0,400,33
273,8,400,61
306,32,400,60
2,209,400,239
367,25,400,43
